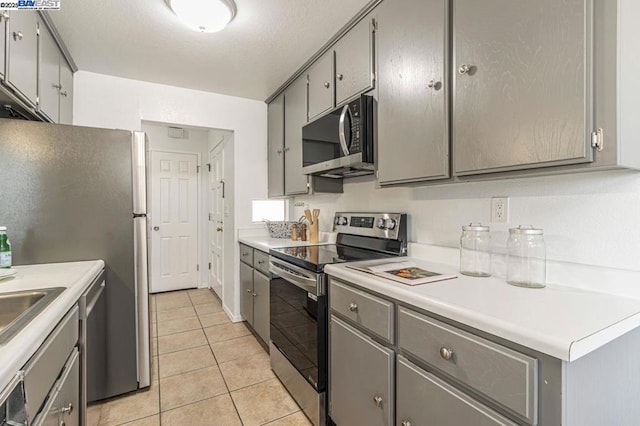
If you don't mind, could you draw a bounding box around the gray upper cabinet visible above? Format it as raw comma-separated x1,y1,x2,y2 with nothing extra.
38,23,60,122
268,94,285,197
283,76,309,195
59,58,73,125
307,51,334,121
7,11,38,107
0,12,8,79
377,0,449,185
334,15,375,106
453,0,593,175
330,316,394,426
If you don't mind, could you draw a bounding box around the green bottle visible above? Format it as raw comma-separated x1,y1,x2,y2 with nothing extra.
0,226,12,268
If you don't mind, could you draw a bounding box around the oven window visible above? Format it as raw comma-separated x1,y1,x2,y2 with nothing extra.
270,277,326,391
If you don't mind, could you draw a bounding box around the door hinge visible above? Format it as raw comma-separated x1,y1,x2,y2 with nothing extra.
197,264,200,271
591,128,604,152
207,163,211,172
208,262,211,270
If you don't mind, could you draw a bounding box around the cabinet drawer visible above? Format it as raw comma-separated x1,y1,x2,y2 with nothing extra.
397,356,517,426
398,307,537,424
330,279,394,343
253,250,270,276
33,348,80,426
24,306,79,421
239,244,254,266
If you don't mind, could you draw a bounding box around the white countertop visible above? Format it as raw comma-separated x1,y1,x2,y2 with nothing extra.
325,258,640,362
238,234,335,253
0,260,104,389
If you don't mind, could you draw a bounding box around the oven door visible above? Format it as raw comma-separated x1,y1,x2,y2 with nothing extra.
269,259,327,392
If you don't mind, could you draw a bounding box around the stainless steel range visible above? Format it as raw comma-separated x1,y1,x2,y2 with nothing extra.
269,212,407,425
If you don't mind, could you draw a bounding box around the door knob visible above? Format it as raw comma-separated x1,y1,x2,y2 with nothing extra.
153,226,160,231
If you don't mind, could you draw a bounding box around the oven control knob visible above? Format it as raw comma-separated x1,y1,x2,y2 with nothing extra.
337,216,348,226
376,218,386,230
334,216,340,225
385,219,397,230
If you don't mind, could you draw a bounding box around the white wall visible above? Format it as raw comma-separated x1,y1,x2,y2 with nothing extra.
73,71,267,319
293,170,640,278
142,122,210,289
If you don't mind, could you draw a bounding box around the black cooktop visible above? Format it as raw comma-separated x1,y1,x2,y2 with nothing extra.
270,243,396,273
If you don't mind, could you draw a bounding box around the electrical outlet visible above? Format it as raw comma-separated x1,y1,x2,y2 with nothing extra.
491,197,509,223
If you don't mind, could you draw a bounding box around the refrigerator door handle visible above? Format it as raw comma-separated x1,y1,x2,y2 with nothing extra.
134,216,151,388
132,132,148,214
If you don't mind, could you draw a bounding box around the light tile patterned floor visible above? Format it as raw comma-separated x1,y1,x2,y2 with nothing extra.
87,289,312,426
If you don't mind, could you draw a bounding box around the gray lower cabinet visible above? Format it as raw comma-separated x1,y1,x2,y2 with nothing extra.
334,14,375,105
38,22,61,122
267,94,285,197
239,261,254,326
329,316,394,426
307,50,334,121
37,349,80,426
6,11,38,107
397,356,517,426
252,270,270,344
376,0,449,185
239,244,270,347
283,75,309,195
453,0,593,175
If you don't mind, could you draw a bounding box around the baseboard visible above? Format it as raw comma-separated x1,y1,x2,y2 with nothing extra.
223,303,243,323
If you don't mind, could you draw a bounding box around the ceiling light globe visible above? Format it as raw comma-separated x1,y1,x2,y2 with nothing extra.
169,0,235,33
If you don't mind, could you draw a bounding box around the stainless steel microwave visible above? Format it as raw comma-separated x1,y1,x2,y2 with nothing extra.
302,95,374,178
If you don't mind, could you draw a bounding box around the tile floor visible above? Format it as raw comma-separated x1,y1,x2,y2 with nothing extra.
87,288,312,426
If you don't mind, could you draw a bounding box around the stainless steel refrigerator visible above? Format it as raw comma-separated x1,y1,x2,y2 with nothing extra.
0,119,151,401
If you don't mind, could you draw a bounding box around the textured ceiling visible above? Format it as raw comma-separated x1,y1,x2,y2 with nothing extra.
49,0,372,100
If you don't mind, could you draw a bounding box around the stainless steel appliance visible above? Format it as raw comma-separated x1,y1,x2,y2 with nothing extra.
0,119,151,402
269,212,407,425
302,95,375,178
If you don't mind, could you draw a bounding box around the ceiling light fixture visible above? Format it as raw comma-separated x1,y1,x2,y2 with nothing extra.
166,0,236,33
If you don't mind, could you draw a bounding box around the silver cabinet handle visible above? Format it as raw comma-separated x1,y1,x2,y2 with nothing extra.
252,293,257,297
153,226,160,231
373,395,383,407
246,289,252,293
52,83,62,89
337,73,344,81
349,302,358,312
216,227,223,232
258,260,265,265
458,64,470,75
283,147,290,152
13,31,23,41
401,421,412,426
276,149,283,154
60,91,68,97
241,253,249,257
60,402,73,415
427,79,440,90
324,81,330,88
440,347,454,360
1,12,9,21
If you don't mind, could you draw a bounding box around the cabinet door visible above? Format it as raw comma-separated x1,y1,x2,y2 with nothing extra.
55,350,80,426
307,51,334,120
268,94,285,197
239,262,254,325
334,16,375,105
0,12,7,79
283,76,309,195
38,22,60,123
330,316,393,426
253,270,270,344
7,11,38,106
59,58,73,125
397,356,517,426
377,0,449,184
453,0,593,175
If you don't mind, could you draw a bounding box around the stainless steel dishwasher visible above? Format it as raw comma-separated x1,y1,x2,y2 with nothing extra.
79,270,106,425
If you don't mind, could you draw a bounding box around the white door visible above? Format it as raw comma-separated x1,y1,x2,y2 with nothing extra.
150,151,199,293
209,143,224,298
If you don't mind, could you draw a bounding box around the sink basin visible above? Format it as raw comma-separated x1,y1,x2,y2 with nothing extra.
0,288,65,345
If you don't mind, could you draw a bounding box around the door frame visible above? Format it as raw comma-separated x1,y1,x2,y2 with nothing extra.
208,139,225,297
148,148,203,292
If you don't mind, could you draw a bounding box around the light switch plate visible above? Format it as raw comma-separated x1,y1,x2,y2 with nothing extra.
491,197,509,223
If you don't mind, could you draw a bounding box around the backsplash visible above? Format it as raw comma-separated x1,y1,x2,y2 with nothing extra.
292,170,640,273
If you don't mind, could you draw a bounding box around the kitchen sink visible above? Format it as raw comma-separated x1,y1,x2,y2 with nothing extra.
0,288,65,345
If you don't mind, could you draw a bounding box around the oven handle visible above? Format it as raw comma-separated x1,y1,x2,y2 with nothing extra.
338,104,351,157
269,260,319,295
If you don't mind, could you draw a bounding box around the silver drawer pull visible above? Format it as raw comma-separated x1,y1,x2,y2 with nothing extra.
246,289,252,293
458,64,470,75
337,73,344,81
324,81,330,88
252,293,257,297
401,421,412,426
241,253,248,257
13,31,23,41
440,346,454,361
258,260,265,265
373,395,383,407
349,302,358,312
60,402,73,415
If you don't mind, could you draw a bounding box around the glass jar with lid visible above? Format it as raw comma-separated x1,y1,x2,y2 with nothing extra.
506,226,546,288
460,223,491,277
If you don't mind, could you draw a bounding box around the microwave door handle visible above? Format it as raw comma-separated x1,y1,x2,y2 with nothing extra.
338,104,351,157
